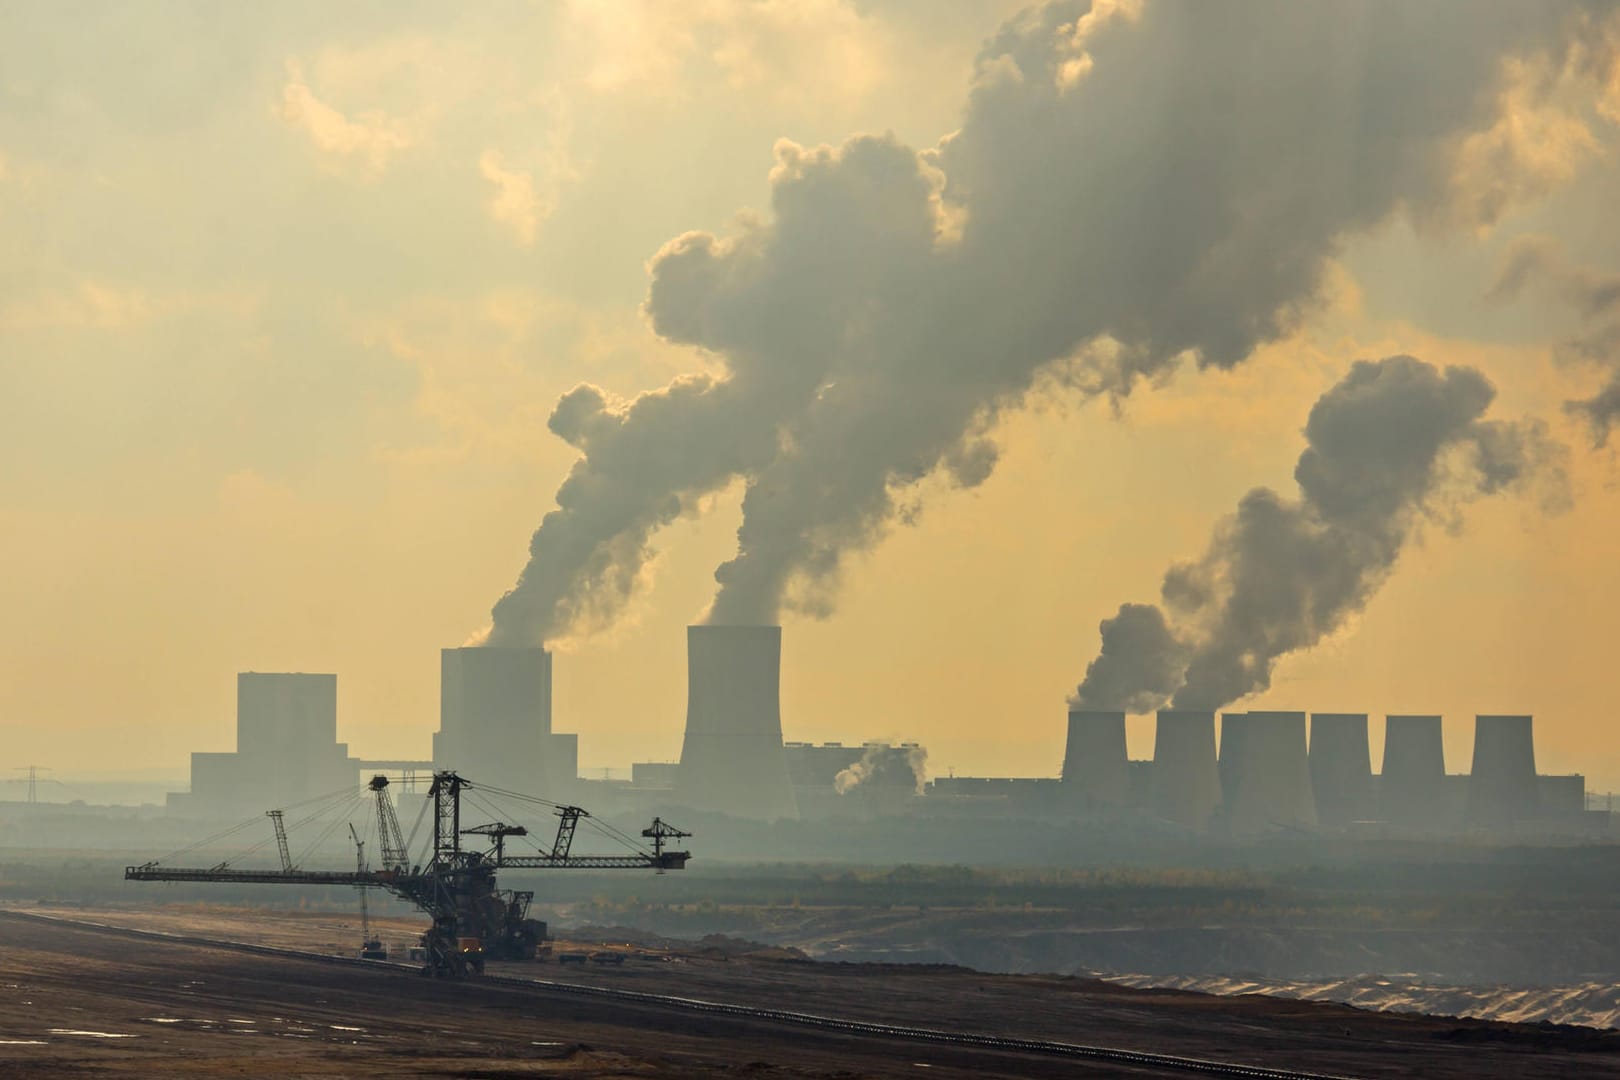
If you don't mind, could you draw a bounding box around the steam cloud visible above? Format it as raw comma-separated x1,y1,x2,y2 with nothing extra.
1069,603,1188,716
835,743,928,799
1073,355,1564,713
488,1,1615,646
1488,235,1620,446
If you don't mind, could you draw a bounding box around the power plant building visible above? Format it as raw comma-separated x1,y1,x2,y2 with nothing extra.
1538,774,1587,820
434,646,577,799
170,672,359,818
784,742,868,789
630,762,680,789
674,625,799,820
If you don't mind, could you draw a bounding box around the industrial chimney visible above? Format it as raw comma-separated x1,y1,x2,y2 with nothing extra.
1309,713,1374,827
674,625,799,820
1151,710,1221,831
1221,710,1316,834
1061,709,1129,811
1467,714,1540,827
1379,714,1446,827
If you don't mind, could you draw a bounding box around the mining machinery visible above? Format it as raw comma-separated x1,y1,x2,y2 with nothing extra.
126,771,691,977
347,823,387,960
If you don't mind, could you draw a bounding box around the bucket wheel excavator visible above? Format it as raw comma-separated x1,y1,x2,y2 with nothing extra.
127,771,691,978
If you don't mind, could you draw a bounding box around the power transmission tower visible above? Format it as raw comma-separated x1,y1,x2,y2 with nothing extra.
13,765,50,805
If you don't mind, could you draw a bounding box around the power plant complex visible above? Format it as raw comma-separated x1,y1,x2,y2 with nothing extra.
1037,707,1589,835
166,626,1596,840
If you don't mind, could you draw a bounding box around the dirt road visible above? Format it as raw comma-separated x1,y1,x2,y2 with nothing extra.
0,910,1613,1078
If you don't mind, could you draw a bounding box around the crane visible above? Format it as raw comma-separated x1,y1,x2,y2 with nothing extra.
126,771,691,977
347,823,386,960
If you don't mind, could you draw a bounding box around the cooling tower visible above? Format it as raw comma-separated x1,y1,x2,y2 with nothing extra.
1221,710,1316,834
1309,713,1374,827
1150,710,1221,830
435,646,559,796
1379,714,1446,826
1467,714,1540,826
674,625,799,820
1061,709,1129,811
1217,712,1247,809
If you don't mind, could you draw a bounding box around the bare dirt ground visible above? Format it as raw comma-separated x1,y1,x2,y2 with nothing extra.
1,904,1616,1078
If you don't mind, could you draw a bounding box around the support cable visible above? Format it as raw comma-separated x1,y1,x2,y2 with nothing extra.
401,790,432,868
146,784,363,866
236,788,364,865
463,790,515,830
466,783,654,858
291,792,367,868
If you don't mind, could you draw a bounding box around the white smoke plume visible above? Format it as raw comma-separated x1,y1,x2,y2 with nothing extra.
834,743,928,798
1073,355,1566,713
1067,602,1187,714
488,1,1617,645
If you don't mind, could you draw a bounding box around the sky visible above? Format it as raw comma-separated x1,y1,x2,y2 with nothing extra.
3,1,1620,789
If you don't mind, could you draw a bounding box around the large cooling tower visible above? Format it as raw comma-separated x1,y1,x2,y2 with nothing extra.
675,625,799,820
1309,713,1374,827
1061,709,1129,811
1467,714,1540,826
435,646,559,795
1151,710,1222,830
1217,712,1247,809
1379,714,1446,826
1221,710,1316,834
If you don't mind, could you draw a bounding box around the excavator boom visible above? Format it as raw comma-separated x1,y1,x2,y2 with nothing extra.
124,865,381,887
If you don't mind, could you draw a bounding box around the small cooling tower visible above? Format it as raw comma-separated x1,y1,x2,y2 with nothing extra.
1061,709,1129,811
1309,713,1374,827
1379,714,1446,826
1467,714,1540,827
1151,710,1221,830
1221,710,1316,834
674,625,799,820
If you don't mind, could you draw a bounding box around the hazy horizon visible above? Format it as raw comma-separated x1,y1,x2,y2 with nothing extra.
4,1,1620,789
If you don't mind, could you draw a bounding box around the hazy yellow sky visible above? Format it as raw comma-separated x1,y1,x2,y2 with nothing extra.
3,1,1620,789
